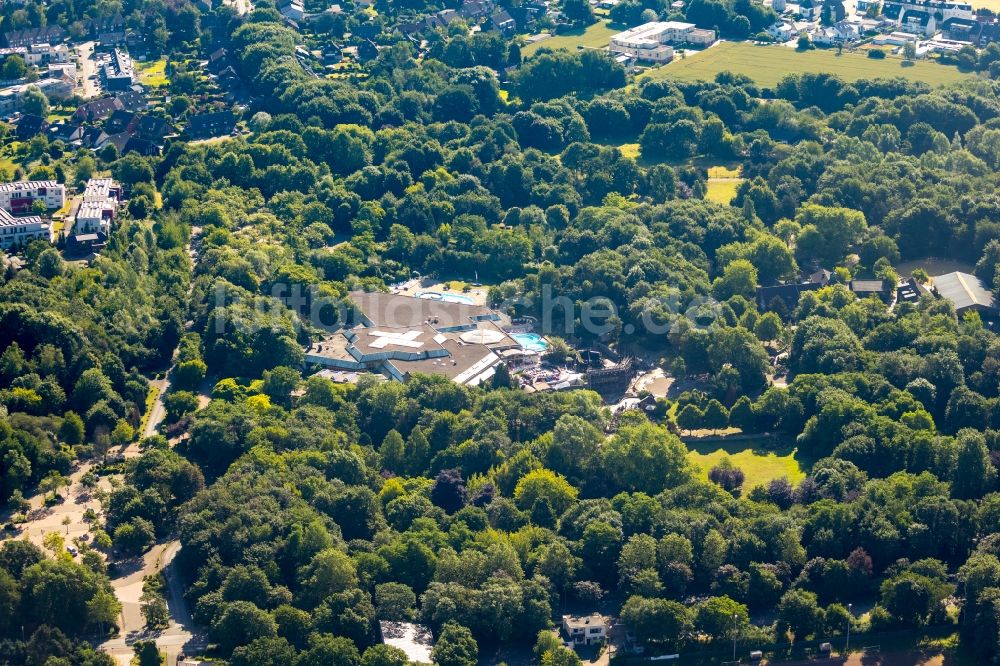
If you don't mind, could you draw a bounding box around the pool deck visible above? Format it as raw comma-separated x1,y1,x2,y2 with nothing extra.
393,279,489,306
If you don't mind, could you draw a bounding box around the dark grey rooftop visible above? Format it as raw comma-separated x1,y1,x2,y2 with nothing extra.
933,271,995,311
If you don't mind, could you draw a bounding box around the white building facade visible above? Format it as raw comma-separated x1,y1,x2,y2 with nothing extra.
0,180,65,213
610,21,716,62
0,208,51,248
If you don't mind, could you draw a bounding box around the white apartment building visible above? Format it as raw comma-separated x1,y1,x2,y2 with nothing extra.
609,21,716,62
74,178,122,236
0,180,65,213
0,208,51,248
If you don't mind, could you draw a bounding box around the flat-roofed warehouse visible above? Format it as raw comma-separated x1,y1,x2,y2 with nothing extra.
305,292,521,385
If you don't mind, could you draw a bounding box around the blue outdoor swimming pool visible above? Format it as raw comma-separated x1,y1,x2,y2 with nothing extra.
415,290,476,305
511,332,550,352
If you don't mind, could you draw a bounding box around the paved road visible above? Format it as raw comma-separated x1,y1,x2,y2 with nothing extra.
142,227,202,440
98,540,205,666
75,41,101,99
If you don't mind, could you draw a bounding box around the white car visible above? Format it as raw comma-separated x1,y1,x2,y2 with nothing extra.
66,544,78,556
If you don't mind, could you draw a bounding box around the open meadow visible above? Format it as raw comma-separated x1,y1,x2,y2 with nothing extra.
522,21,620,57
642,41,974,87
687,438,806,491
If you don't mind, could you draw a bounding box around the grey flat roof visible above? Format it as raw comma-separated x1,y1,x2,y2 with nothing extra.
349,291,499,329
933,271,995,311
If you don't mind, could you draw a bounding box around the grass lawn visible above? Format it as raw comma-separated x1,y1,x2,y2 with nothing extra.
705,178,742,205
687,438,805,491
643,41,973,88
137,58,169,87
522,21,621,57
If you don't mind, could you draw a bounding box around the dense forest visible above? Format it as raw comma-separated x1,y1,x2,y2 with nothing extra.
2,0,1000,664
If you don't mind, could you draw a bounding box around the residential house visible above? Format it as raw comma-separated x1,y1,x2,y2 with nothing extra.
73,97,125,124
207,47,230,74
798,0,818,19
459,0,493,22
185,110,236,138
104,110,139,135
122,135,160,156
114,89,148,112
932,271,997,316
756,280,824,311
0,208,51,248
47,122,84,144
899,10,936,35
278,0,306,21
812,20,859,44
94,131,131,155
14,114,47,139
132,115,173,142
824,0,847,22
489,10,517,34
562,614,606,647
768,21,797,40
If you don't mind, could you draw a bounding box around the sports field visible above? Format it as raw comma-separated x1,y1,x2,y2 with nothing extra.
522,21,620,57
687,439,805,491
643,41,973,88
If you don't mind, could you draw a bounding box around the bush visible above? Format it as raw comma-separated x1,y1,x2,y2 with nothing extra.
868,48,886,59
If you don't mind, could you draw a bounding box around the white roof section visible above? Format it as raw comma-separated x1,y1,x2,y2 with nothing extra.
459,328,505,344
0,180,62,193
0,209,43,226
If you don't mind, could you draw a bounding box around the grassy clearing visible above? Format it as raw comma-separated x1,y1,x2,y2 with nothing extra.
617,142,640,159
643,41,973,88
705,178,742,205
687,439,805,491
707,164,740,178
522,21,620,57
137,58,169,87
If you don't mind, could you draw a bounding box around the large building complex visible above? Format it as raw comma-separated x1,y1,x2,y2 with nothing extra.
609,21,716,62
0,180,65,214
306,292,522,385
73,178,122,236
0,208,51,249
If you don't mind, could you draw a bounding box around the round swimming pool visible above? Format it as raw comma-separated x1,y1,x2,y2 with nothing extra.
415,290,476,305
511,332,549,352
